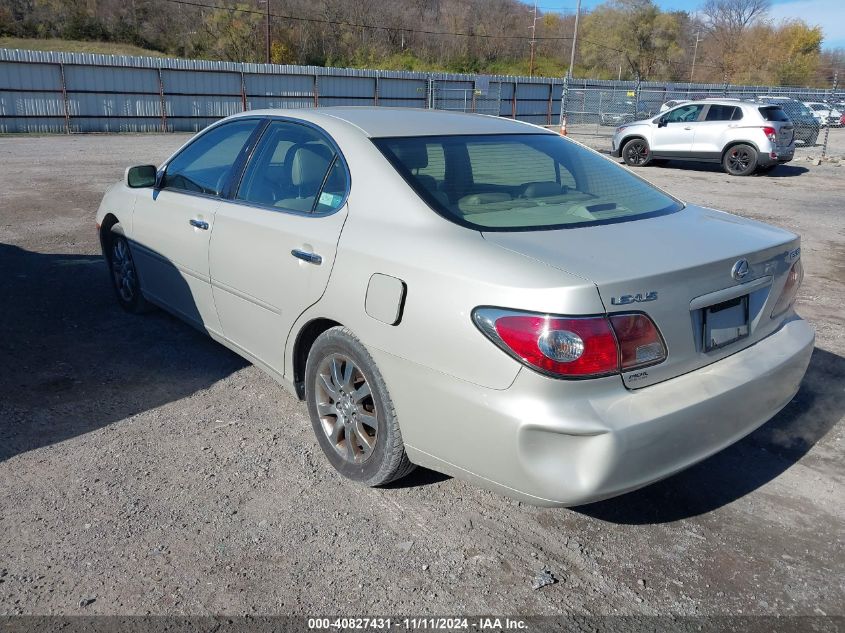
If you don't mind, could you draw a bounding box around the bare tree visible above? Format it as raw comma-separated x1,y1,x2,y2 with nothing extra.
701,0,770,32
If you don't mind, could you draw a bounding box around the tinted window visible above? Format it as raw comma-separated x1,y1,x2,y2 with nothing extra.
705,105,739,121
164,120,259,195
759,106,790,122
375,134,681,231
665,104,704,123
236,120,345,213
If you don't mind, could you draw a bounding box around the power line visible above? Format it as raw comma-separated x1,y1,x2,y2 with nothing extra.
161,0,728,74
163,0,579,41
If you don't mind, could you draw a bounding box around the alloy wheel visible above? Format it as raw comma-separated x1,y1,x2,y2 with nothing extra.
111,237,136,303
315,354,378,464
727,147,751,174
625,141,649,165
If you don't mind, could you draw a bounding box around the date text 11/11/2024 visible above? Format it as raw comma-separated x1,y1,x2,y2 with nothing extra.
307,617,529,630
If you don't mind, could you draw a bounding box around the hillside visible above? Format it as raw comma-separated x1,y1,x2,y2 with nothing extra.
0,37,165,58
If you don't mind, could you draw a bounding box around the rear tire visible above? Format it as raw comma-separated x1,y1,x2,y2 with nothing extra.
305,327,415,487
622,138,652,167
107,226,151,314
722,144,758,176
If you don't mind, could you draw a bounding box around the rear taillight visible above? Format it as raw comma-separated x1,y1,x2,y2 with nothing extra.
771,259,803,317
762,126,777,142
608,313,667,370
473,308,667,379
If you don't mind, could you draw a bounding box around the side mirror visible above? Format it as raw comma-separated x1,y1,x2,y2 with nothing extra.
657,116,668,128
125,165,157,188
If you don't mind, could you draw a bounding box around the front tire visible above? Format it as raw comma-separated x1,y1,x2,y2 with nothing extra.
107,226,150,313
722,144,758,176
622,138,652,167
305,327,415,486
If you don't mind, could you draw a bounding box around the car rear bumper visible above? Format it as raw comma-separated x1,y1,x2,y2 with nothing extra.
758,145,795,166
374,316,814,506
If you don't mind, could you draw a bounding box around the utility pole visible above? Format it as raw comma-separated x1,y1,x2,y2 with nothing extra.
567,0,582,79
265,0,271,64
559,0,582,128
528,2,538,77
690,28,702,82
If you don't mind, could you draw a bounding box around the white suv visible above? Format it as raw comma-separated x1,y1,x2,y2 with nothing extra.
611,100,796,176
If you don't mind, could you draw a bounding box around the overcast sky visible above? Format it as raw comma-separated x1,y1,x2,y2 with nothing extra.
536,0,845,49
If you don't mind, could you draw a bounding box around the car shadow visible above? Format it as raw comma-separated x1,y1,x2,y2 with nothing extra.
573,346,844,524
654,161,810,177
382,466,452,489
0,242,247,463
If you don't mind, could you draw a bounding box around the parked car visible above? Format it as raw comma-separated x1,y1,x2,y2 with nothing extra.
756,97,820,145
803,101,843,127
659,99,689,112
97,108,814,506
612,100,796,175
599,99,651,126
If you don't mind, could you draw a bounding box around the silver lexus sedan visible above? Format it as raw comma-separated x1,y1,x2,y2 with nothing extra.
96,108,814,506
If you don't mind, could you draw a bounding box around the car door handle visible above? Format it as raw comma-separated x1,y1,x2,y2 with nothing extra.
291,249,322,265
189,218,209,230
684,126,692,130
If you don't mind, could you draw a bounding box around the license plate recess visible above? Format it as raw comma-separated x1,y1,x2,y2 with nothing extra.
703,295,749,351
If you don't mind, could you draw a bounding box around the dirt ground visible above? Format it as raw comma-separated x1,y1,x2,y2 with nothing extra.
0,130,843,622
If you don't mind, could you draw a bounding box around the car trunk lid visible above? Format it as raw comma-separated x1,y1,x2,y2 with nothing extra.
482,205,800,388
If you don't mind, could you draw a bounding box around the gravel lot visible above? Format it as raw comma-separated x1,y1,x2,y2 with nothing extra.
0,129,843,621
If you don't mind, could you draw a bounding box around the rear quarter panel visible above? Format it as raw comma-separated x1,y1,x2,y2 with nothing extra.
286,133,607,391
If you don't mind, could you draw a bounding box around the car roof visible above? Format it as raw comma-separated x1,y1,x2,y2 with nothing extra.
228,107,551,138
679,99,757,108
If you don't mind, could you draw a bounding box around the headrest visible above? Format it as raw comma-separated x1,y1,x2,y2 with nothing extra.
523,181,565,198
458,192,511,206
394,144,428,170
291,144,332,187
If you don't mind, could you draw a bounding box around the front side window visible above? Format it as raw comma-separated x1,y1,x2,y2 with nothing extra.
236,120,347,213
375,133,682,231
163,119,259,196
665,104,704,123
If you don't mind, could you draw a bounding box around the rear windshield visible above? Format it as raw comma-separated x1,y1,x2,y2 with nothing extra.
759,106,790,122
374,133,682,231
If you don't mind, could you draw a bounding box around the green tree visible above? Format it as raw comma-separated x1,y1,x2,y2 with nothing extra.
579,0,685,80
200,3,262,62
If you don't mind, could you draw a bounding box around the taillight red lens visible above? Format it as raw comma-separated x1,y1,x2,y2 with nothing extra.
608,314,667,370
494,315,618,377
473,308,667,379
771,259,803,317
762,126,777,141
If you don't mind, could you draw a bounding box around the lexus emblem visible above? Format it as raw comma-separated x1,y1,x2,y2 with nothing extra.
731,259,750,281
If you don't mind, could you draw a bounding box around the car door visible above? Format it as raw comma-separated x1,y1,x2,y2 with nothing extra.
131,118,262,332
209,119,349,375
690,104,741,157
650,103,705,155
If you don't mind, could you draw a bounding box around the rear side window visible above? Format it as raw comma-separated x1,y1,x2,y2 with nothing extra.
375,133,682,231
705,105,741,121
236,120,347,213
759,106,790,122
164,120,259,196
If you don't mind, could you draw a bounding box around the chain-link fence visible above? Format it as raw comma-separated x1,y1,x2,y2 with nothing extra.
558,77,845,158
431,80,503,117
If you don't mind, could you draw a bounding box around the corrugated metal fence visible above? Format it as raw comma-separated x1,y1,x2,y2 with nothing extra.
0,48,562,133
1,48,841,134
